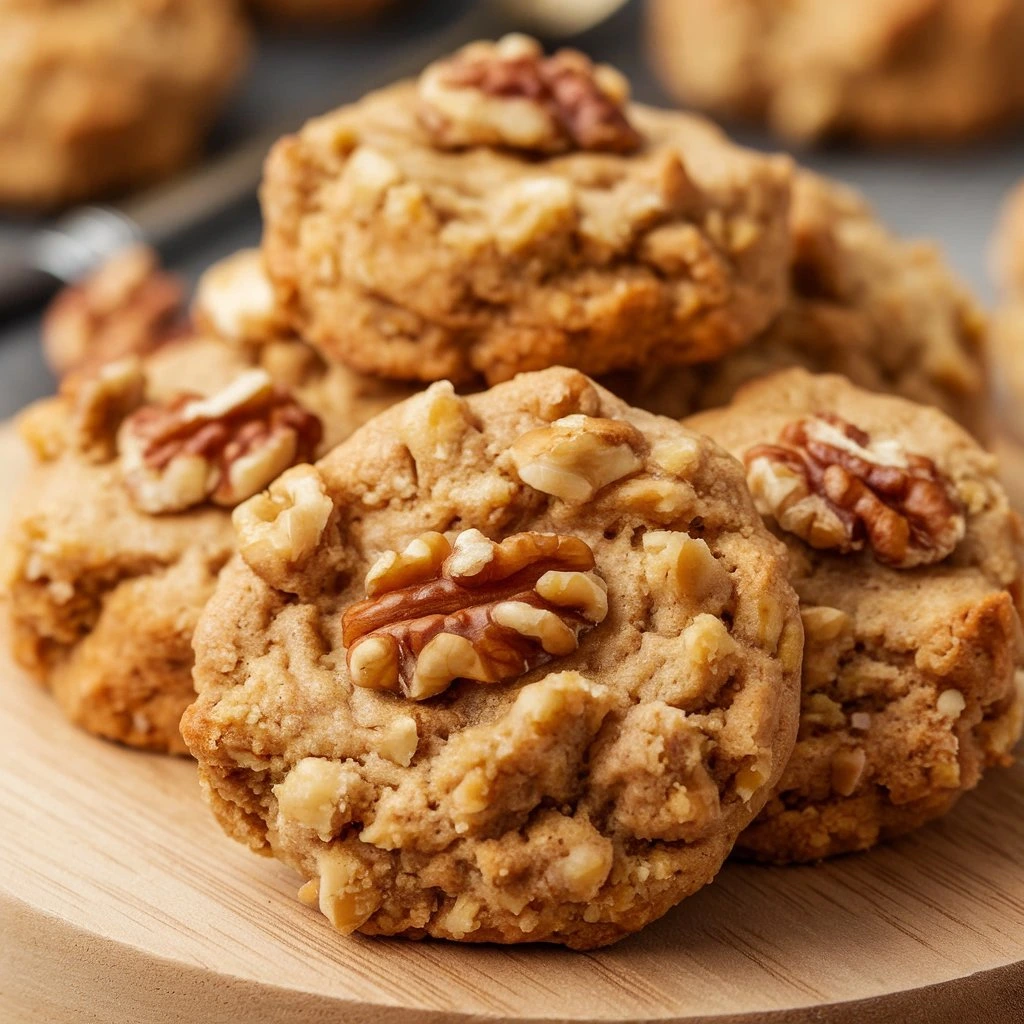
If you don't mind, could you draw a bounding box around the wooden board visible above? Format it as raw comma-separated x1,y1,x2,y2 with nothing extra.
1,421,1023,1024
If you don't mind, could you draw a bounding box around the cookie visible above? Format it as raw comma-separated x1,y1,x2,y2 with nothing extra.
182,366,803,948
261,33,793,386
647,0,1024,145
990,181,1024,436
688,369,1024,863
992,180,1024,295
3,251,414,753
0,0,249,208
613,172,988,435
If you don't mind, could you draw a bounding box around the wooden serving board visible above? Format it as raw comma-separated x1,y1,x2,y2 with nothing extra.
1,422,1023,1024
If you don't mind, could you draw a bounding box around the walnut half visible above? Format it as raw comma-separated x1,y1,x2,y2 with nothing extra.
118,369,322,514
342,528,608,700
745,414,965,568
418,34,641,155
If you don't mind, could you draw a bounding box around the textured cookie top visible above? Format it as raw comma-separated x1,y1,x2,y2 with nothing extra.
689,369,1023,861
647,0,1024,144
261,36,792,385
183,367,802,947
623,171,988,435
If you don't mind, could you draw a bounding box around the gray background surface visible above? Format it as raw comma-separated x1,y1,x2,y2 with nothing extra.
1,0,1022,420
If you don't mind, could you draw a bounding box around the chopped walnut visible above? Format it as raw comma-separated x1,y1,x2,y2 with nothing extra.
119,369,322,514
234,464,333,586
418,34,641,154
745,414,966,568
342,528,608,700
509,414,644,502
43,246,186,379
193,249,288,345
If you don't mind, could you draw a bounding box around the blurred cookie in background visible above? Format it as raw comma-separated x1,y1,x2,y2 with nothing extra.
246,0,396,25
990,181,1024,439
0,0,250,209
646,0,1024,145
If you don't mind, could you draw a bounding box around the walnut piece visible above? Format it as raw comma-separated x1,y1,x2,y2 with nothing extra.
509,414,645,502
119,369,322,514
418,34,641,154
342,528,608,700
234,464,333,585
43,246,186,379
745,414,966,568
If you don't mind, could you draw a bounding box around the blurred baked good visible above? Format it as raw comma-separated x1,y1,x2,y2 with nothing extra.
646,0,1024,145
0,0,249,208
989,181,1024,436
261,34,793,385
182,366,802,947
42,247,187,379
690,369,1023,863
613,172,989,436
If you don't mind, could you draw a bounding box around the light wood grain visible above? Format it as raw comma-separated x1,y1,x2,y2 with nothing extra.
0,421,1022,1024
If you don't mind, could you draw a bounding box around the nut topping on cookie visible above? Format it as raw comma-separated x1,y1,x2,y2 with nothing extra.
744,414,965,567
510,414,645,502
418,34,641,154
342,529,608,700
119,369,322,514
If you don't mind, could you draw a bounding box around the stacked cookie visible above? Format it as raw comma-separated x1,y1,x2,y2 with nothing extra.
3,35,1020,949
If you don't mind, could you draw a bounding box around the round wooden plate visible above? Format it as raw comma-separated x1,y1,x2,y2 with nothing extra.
1,423,1022,1024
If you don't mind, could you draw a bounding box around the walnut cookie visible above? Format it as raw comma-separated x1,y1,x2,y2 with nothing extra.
688,369,1024,864
0,0,249,209
647,0,1024,145
182,367,803,948
2,250,413,754
260,34,793,386
611,171,988,436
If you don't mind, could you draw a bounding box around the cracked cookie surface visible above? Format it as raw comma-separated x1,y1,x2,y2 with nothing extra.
0,0,249,208
260,34,793,386
182,366,802,948
647,0,1024,145
689,369,1024,863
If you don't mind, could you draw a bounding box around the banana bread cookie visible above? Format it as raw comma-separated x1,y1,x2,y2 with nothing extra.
0,0,249,209
689,369,1023,863
261,34,793,386
647,0,1024,145
182,367,803,947
4,252,413,753
617,172,988,435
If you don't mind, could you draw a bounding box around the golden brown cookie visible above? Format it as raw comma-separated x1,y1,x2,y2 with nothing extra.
614,172,989,435
3,250,415,753
0,0,249,208
689,369,1023,863
261,34,793,386
182,367,803,948
647,0,1024,145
